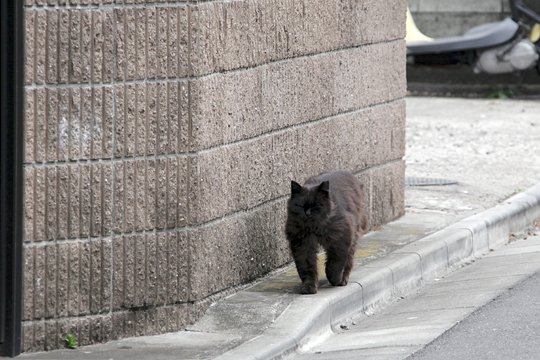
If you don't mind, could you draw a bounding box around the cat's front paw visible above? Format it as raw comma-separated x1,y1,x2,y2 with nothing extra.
300,283,318,294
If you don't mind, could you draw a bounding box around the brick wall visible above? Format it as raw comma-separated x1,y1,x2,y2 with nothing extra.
22,0,407,352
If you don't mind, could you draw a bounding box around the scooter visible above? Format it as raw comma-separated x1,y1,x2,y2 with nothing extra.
407,0,540,75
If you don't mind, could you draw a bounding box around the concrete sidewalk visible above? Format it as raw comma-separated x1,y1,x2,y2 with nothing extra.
15,97,540,360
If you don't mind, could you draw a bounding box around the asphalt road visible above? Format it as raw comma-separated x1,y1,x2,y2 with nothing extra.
409,271,540,360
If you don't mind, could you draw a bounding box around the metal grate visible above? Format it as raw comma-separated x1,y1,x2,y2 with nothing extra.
406,177,458,186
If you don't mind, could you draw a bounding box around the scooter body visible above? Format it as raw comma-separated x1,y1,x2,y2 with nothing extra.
407,0,540,75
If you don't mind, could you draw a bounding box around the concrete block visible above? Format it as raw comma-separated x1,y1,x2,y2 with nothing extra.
369,100,407,166
102,10,114,83
35,88,46,163
33,167,46,242
134,234,146,307
189,43,405,150
146,232,158,306
57,88,69,161
58,10,70,84
146,159,157,229
134,84,146,157
134,160,146,231
79,163,92,237
448,217,490,257
56,243,69,318
67,243,81,316
189,0,406,75
24,89,35,162
123,161,136,233
24,167,35,242
147,83,158,155
135,9,147,80
349,265,394,312
102,162,113,235
338,0,406,46
147,8,158,79
45,90,58,162
67,88,81,160
46,11,58,83
22,322,35,353
67,165,80,238
34,246,46,319
79,242,91,314
23,246,35,320
90,164,102,237
34,321,46,352
80,87,92,159
396,238,449,281
35,11,46,84
188,136,274,224
111,236,124,311
81,11,92,83
189,201,289,300
25,10,35,85
369,160,406,228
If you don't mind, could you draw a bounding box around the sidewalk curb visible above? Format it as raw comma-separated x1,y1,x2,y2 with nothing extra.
215,183,540,360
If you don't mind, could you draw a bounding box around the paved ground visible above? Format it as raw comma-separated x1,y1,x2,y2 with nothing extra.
410,261,540,360
13,97,540,360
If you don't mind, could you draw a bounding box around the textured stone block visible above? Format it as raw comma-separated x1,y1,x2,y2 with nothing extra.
34,11,46,84
34,246,46,319
34,167,46,242
57,88,69,161
57,243,69,317
189,200,290,300
147,84,158,155
24,89,35,162
45,244,57,318
35,88,46,163
188,136,274,224
68,165,81,239
80,11,92,83
25,10,35,85
46,11,58,83
24,167,35,242
79,164,92,237
23,247,34,320
57,165,69,239
58,10,70,84
189,0,406,75
189,41,405,150
68,88,82,160
135,8,147,79
370,160,406,228
79,242,91,315
45,89,59,162
44,167,57,241
369,100,407,166
67,243,80,316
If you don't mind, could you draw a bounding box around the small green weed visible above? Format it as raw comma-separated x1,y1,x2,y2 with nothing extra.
488,87,513,99
65,333,78,349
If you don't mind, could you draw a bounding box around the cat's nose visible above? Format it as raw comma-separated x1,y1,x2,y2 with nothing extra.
305,208,312,216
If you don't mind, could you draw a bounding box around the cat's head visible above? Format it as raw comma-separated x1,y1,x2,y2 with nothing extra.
287,180,332,222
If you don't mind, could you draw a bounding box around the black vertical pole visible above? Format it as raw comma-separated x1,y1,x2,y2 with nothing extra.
0,0,24,357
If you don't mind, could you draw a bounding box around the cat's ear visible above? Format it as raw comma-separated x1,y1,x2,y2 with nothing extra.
317,181,330,196
291,181,303,195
